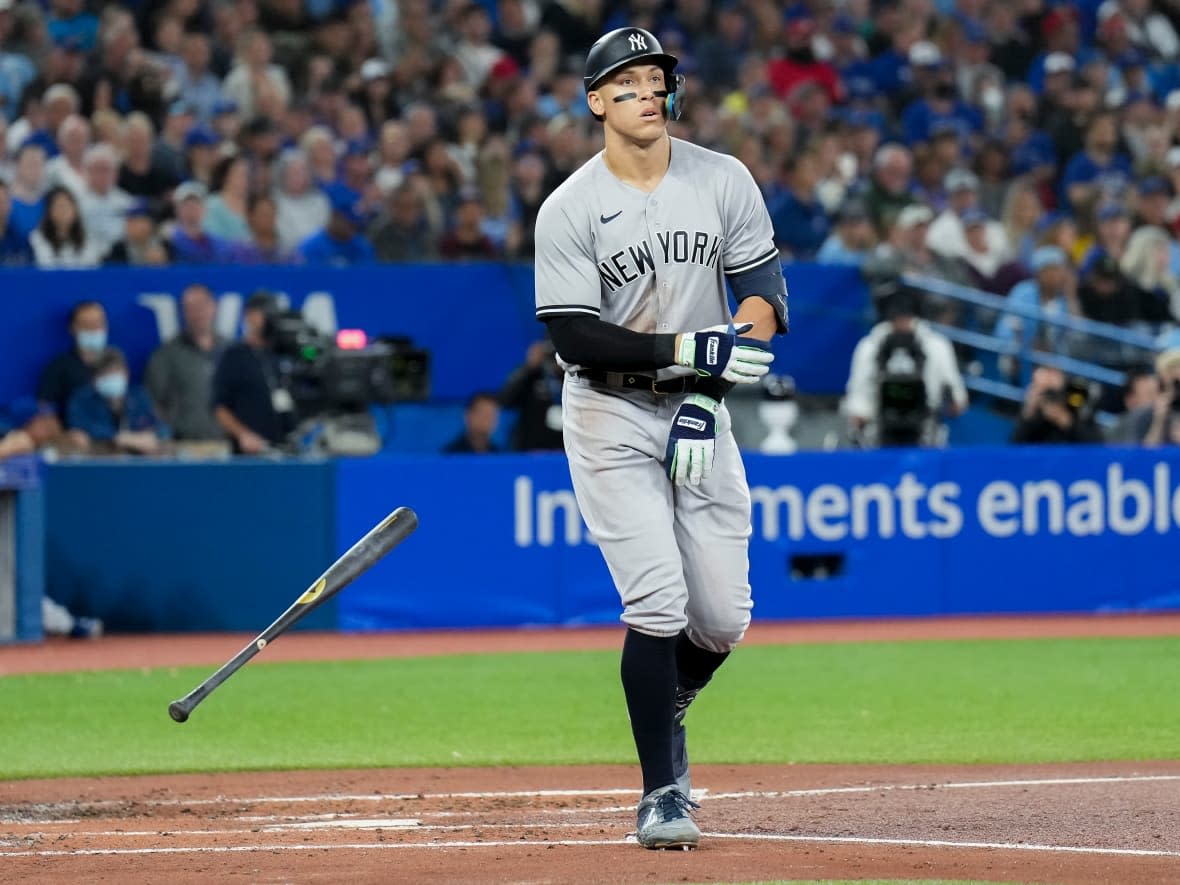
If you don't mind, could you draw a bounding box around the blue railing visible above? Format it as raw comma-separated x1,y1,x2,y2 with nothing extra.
904,273,1170,413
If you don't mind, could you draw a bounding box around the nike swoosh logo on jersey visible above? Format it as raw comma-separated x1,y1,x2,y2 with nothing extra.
600,210,622,223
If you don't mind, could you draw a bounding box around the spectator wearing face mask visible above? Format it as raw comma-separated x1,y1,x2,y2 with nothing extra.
37,299,110,422
65,347,165,455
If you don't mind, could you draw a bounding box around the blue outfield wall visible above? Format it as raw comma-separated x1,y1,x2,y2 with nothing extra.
0,262,867,418
44,460,337,632
41,446,1180,633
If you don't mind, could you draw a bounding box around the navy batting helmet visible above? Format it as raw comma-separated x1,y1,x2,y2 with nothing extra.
583,28,685,121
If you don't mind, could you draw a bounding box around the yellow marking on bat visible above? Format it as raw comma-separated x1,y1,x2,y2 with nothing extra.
297,578,327,605
257,638,267,650
376,510,400,532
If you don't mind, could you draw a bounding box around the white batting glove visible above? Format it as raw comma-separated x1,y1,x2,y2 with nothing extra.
664,394,720,487
675,322,775,384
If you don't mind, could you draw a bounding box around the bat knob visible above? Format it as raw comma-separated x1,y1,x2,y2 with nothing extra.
168,701,190,723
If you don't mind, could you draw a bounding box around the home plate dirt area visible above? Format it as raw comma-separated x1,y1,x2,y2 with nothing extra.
3,761,1179,883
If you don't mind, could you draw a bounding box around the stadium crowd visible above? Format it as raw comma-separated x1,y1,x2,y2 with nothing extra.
0,0,1178,449
0,0,1171,272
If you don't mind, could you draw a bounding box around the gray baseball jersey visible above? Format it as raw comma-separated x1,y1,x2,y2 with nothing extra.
533,137,781,649
534,137,781,378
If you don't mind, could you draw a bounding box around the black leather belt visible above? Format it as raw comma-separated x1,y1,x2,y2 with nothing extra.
575,369,697,395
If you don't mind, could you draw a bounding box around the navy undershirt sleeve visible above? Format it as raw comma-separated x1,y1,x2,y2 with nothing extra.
544,315,678,372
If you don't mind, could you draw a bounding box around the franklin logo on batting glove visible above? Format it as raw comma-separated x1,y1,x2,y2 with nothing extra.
676,322,775,383
665,394,721,487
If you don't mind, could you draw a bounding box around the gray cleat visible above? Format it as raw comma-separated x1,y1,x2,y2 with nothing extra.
636,785,701,850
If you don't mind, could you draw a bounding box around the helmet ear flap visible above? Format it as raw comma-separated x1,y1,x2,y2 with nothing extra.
664,73,687,121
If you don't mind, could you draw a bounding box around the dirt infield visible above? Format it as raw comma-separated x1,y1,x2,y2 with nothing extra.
2,614,1179,884
2,762,1178,884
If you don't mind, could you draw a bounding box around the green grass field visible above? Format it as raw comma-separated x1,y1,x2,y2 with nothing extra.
2,635,1177,780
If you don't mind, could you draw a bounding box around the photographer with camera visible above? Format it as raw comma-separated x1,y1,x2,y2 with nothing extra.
1138,347,1180,447
498,340,564,452
843,285,968,447
211,291,293,454
1010,366,1103,445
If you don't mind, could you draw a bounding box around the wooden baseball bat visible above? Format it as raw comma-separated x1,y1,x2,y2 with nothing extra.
168,506,418,723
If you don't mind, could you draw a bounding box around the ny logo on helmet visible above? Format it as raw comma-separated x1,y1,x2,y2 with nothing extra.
628,32,647,51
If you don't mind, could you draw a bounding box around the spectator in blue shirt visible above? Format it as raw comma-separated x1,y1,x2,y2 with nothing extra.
1060,112,1133,213
770,148,830,259
1078,201,1133,275
1005,114,1058,180
0,178,31,265
864,18,925,97
693,4,749,93
8,142,47,238
996,246,1080,364
175,32,224,123
182,125,221,188
1027,7,1083,94
46,0,100,55
0,15,36,123
296,184,376,266
66,347,165,456
168,180,238,264
901,68,983,146
817,200,877,267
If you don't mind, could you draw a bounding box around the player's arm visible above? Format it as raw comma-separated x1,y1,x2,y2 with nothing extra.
533,200,671,368
731,296,779,342
544,315,677,371
535,199,771,379
533,198,679,370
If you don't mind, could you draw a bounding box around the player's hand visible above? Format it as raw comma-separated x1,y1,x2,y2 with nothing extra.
664,394,719,487
675,322,774,384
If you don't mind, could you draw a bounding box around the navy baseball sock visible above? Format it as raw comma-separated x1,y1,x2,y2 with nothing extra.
620,628,677,796
676,630,729,684
675,631,730,717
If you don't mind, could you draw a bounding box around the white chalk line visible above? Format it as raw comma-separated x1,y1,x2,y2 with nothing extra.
2,832,1178,860
234,806,636,822
4,820,616,839
112,787,640,808
0,821,82,830
0,839,627,857
703,832,1180,858
1,806,636,828
705,773,1180,800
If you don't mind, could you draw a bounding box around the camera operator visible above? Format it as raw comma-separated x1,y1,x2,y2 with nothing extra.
211,291,294,454
1010,366,1103,445
1139,347,1180,447
498,340,564,452
843,285,968,447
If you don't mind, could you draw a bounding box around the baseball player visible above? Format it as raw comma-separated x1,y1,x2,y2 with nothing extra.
533,28,789,849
